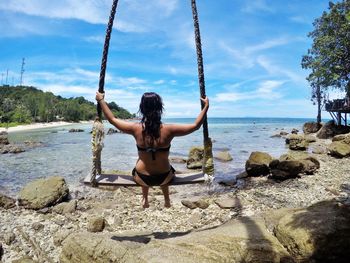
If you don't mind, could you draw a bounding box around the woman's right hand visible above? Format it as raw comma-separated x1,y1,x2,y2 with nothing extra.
200,96,209,108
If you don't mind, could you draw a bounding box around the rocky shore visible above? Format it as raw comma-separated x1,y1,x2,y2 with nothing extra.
1,121,350,262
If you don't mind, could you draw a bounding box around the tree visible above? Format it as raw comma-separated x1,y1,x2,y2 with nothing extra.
302,0,350,121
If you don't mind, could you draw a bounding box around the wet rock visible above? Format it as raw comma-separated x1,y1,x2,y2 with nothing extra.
18,176,69,210
245,151,273,177
0,144,25,154
328,141,350,158
169,156,186,164
274,201,350,262
287,134,308,151
214,151,233,162
0,193,16,209
270,134,282,138
87,216,105,232
303,122,321,134
236,171,248,179
291,128,299,134
269,159,280,169
186,146,203,169
214,197,239,209
270,160,304,180
0,131,9,145
216,175,237,186
106,128,119,135
68,129,84,133
52,200,77,215
280,131,289,136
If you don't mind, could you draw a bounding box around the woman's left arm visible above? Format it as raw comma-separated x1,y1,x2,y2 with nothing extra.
96,92,136,135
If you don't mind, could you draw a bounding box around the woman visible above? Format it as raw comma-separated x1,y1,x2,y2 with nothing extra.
96,91,209,208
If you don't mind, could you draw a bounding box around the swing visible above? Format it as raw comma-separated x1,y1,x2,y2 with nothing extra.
86,0,214,187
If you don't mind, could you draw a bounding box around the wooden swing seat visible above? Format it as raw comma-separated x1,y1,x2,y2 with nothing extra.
84,171,205,186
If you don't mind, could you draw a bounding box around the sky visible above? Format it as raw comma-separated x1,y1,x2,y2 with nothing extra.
0,0,345,118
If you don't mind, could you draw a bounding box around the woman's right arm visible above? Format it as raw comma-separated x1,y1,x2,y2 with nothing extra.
168,97,209,137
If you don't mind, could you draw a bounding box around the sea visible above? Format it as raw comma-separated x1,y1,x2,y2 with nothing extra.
0,118,315,196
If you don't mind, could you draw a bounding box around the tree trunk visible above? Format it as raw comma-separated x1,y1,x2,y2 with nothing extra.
316,85,322,124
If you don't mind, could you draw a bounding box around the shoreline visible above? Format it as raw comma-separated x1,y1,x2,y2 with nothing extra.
0,121,91,133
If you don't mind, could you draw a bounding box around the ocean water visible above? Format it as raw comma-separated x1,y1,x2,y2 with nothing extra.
0,118,313,195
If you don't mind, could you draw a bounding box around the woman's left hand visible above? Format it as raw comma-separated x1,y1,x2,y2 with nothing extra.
96,92,105,102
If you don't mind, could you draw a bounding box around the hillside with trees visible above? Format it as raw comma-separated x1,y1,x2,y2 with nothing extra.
0,85,134,126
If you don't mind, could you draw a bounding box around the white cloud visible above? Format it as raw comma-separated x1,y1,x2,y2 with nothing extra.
241,0,274,13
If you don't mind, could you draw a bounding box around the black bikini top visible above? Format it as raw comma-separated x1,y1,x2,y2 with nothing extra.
137,144,171,160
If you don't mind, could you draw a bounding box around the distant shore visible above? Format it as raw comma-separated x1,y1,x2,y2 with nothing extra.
0,121,85,133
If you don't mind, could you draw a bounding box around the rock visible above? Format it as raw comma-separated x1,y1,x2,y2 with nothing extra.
181,200,197,209
60,219,293,263
291,128,299,134
312,146,326,154
270,134,282,138
18,176,69,210
279,154,295,161
300,157,320,175
328,141,350,158
303,122,321,134
87,216,105,232
32,222,44,231
316,120,350,139
4,232,16,245
245,151,273,177
236,171,248,179
169,156,186,163
214,151,233,162
186,146,203,169
332,133,350,144
269,159,280,169
0,242,3,261
280,131,289,136
194,199,210,209
214,197,239,209
287,134,308,151
0,193,16,209
60,232,142,263
270,160,304,180
53,230,73,246
274,201,350,262
12,256,38,263
52,200,77,214
304,135,316,143
0,144,25,154
187,212,202,225
68,129,84,133
0,131,9,145
106,128,119,135
216,175,237,186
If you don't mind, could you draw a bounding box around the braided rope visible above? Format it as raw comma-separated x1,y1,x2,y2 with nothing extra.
191,0,214,175
91,0,119,185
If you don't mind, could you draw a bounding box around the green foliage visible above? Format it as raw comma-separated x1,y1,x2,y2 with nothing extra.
302,0,350,96
0,85,134,124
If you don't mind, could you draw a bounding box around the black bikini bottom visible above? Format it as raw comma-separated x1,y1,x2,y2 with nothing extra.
132,166,175,186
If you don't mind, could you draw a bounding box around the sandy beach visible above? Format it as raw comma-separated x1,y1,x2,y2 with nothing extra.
0,121,85,133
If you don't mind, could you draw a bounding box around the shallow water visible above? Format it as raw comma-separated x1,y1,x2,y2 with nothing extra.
0,118,313,195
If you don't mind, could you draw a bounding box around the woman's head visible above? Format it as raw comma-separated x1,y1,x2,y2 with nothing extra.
139,92,164,141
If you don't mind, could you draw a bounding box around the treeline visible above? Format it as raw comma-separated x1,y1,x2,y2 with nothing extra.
0,85,135,125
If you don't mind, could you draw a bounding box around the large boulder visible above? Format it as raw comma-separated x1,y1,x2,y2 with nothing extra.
299,156,320,175
60,219,293,263
0,193,16,209
245,151,273,177
214,151,233,162
186,146,204,169
287,134,308,151
274,201,350,262
328,141,350,158
316,121,350,139
0,131,9,145
302,122,321,134
18,176,69,210
332,133,350,144
270,160,304,180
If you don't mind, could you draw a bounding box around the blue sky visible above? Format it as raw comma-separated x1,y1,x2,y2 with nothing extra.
0,0,344,118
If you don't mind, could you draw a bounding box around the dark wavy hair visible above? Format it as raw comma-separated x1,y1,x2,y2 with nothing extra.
138,92,164,143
